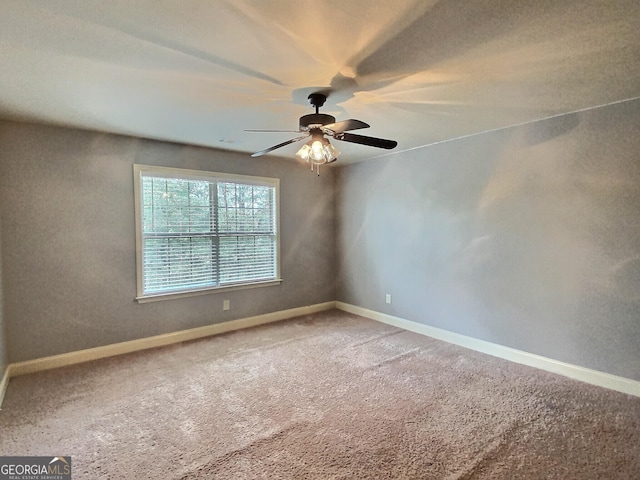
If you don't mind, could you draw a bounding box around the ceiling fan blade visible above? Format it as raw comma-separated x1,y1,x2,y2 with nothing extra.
251,135,309,157
322,119,370,134
333,132,398,150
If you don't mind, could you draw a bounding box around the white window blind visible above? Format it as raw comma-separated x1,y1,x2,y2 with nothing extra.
134,165,279,300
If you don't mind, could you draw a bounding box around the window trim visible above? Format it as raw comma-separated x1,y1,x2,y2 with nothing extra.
133,164,281,302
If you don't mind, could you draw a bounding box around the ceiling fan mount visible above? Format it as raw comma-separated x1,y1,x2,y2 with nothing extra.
247,91,397,173
307,92,327,110
299,93,335,129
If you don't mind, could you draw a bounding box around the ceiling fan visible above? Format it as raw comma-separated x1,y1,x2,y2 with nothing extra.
247,93,397,174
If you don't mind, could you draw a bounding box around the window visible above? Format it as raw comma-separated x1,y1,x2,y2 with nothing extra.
134,165,280,301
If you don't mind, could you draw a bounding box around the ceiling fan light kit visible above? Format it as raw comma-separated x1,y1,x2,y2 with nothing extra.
296,135,340,163
249,92,397,175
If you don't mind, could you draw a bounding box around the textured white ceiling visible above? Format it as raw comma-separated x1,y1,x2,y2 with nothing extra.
1,0,639,163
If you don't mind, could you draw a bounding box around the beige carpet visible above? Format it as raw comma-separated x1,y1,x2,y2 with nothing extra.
1,310,639,479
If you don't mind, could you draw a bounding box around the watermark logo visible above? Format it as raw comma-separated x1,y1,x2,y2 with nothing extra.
0,456,71,480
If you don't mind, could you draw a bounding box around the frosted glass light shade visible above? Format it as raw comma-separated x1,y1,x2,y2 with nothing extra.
296,138,340,165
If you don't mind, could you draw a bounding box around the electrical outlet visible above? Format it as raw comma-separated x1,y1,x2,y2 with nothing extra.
385,294,392,304
223,300,230,311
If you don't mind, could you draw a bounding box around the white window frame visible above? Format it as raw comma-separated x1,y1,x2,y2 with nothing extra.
133,164,281,303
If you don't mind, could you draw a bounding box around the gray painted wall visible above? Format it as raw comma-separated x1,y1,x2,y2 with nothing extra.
0,121,336,363
2,99,639,381
0,213,6,375
337,98,640,381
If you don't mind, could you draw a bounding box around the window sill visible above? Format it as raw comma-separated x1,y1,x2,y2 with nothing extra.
135,279,283,304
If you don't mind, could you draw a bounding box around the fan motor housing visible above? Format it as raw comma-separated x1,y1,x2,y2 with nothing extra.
299,113,335,129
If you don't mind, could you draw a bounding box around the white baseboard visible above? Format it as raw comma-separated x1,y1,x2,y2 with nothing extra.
5,300,637,408
336,302,640,398
7,301,336,380
0,365,9,409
